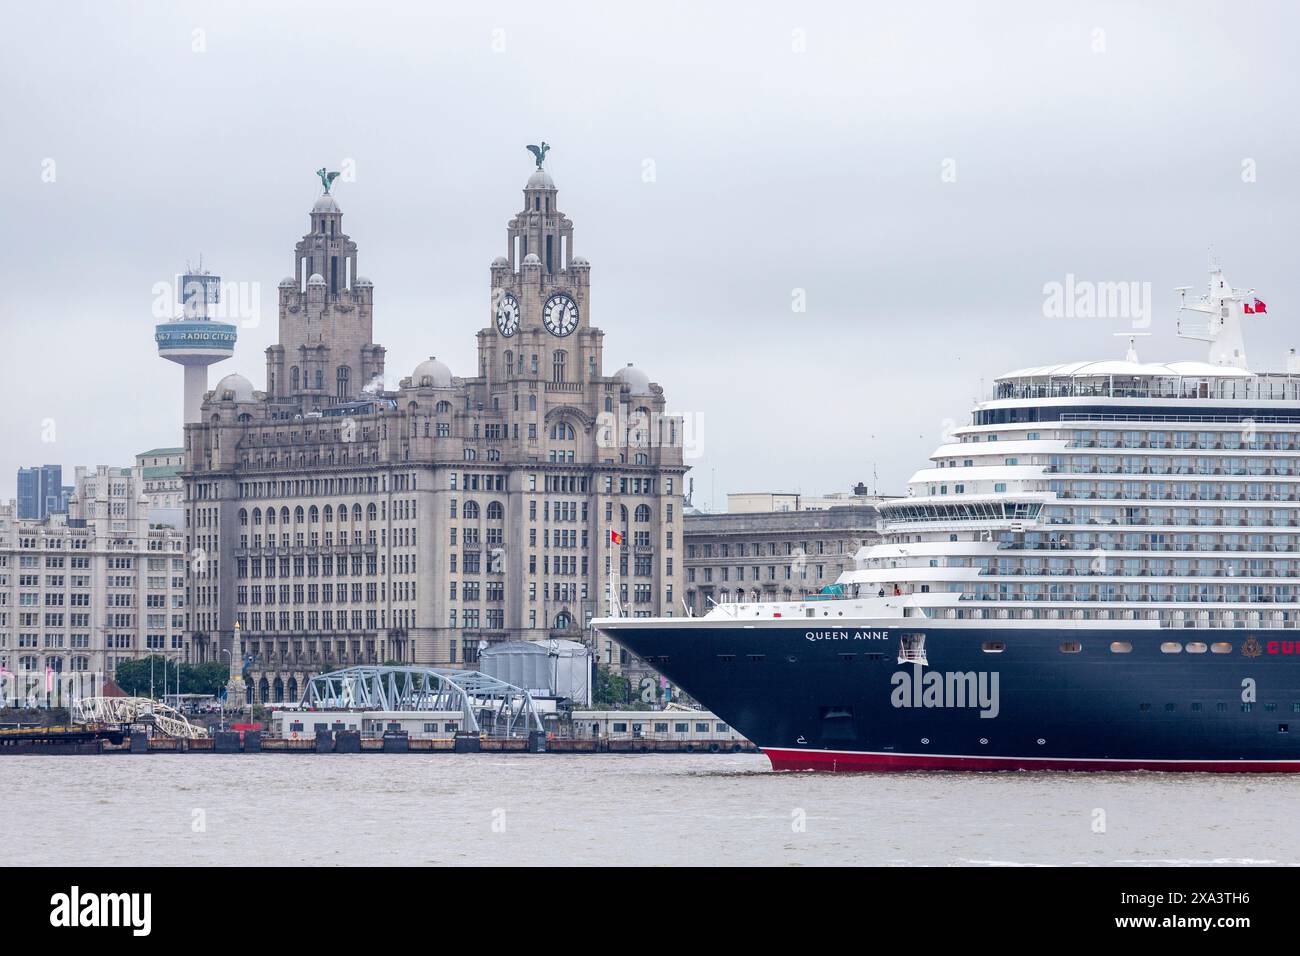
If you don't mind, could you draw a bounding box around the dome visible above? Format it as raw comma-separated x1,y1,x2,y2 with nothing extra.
278,276,295,288
307,273,326,286
491,256,509,268
411,356,453,389
354,276,373,287
522,252,541,267
526,168,555,189
312,194,341,214
614,363,652,395
571,256,589,267
212,373,257,403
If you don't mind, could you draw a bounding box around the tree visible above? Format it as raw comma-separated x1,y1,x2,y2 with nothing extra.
592,665,631,708
110,657,229,698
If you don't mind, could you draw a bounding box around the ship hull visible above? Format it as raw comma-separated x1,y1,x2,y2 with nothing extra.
597,620,1300,772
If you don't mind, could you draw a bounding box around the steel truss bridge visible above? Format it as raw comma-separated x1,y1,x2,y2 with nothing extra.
301,666,545,738
71,697,209,739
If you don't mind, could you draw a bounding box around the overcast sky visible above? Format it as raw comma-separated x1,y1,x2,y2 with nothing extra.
2,0,1298,510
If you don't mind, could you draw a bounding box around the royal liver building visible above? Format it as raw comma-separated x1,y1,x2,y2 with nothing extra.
183,152,686,703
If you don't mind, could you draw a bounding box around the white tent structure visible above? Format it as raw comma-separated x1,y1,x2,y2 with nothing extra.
480,640,592,706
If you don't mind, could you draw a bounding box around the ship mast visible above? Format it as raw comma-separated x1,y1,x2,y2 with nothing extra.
1175,259,1254,370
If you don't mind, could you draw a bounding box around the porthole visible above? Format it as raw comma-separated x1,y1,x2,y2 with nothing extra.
1160,642,1183,654
981,641,1005,653
1185,642,1208,654
1210,642,1233,654
979,737,988,745
1110,641,1132,653
1060,641,1082,654
921,737,930,745
1037,738,1046,745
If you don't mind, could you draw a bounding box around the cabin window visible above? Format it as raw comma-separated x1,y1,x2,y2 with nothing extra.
1210,642,1233,654
1110,641,1132,653
1185,642,1208,654
1160,642,1183,653
1060,641,1082,654
981,641,1005,653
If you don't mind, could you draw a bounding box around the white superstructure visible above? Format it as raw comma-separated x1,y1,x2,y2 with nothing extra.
842,265,1300,631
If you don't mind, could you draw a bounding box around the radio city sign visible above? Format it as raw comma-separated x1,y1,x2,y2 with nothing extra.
155,324,238,347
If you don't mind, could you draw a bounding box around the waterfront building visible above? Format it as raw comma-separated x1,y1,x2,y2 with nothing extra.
183,156,686,704
683,491,883,616
0,465,187,701
135,448,186,528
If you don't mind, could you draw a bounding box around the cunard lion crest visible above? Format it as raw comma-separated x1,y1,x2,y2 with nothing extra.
1241,636,1263,658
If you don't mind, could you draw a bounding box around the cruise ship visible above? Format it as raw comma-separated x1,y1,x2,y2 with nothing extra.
595,266,1300,771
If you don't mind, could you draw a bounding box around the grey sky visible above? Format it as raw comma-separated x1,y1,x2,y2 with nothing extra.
2,0,1297,509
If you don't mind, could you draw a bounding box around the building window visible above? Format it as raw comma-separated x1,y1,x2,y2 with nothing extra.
552,350,567,383
337,366,351,399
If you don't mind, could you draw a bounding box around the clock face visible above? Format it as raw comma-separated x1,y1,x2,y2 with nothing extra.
543,293,579,336
495,292,520,337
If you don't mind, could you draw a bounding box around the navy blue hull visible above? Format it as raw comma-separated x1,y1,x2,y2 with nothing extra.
599,622,1300,771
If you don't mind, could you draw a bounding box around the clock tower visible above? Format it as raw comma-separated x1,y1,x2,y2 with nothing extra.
479,150,602,386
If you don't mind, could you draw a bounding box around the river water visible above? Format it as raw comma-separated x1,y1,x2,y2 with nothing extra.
2,753,1291,866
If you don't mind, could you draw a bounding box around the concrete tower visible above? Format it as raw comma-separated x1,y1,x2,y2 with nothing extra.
155,268,237,423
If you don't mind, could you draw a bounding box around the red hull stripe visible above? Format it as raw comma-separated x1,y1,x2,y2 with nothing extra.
763,748,1300,773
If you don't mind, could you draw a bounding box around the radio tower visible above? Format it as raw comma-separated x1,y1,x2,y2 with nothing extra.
155,261,237,423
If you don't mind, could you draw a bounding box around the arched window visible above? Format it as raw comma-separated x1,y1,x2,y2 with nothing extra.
366,503,378,521
352,504,363,522
464,501,480,519
337,366,351,399
309,506,319,522
294,506,305,523
280,507,291,524
635,504,651,522
552,350,567,383
338,503,348,523
265,508,276,526
555,612,573,630
323,505,333,523
252,508,262,526
238,509,248,526
486,501,504,520
436,400,452,414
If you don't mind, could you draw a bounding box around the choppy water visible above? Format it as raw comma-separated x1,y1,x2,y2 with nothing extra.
1,753,1293,866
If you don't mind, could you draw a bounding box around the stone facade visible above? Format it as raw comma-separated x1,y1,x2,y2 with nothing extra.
136,447,185,528
683,504,882,615
182,161,686,704
0,465,187,702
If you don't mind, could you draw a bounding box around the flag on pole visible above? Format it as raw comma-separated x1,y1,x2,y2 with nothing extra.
610,530,624,545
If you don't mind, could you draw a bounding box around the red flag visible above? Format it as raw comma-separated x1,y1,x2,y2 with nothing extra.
1254,298,1267,314
1244,301,1255,314
609,530,624,545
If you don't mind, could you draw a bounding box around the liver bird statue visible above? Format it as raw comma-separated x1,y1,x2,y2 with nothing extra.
316,167,340,194
526,142,550,169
